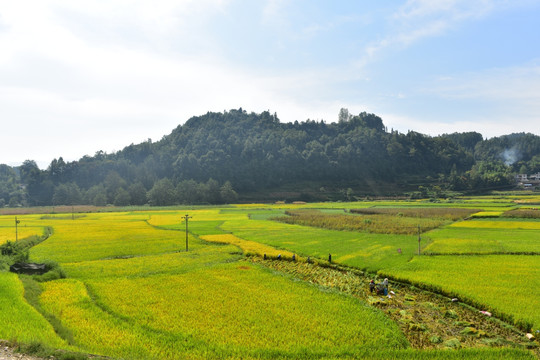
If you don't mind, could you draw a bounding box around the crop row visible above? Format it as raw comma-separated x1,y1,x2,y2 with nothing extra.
0,272,66,347
39,261,409,359
382,255,540,332
274,209,448,235
350,207,479,220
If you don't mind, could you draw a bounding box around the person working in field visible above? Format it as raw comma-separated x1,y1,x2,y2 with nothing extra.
375,278,389,296
369,280,376,293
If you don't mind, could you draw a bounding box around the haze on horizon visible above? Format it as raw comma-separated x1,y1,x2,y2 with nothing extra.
1,0,539,169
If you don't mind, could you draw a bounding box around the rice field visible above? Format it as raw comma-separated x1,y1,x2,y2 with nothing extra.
0,272,67,347
30,212,202,263
422,226,540,254
219,218,418,271
274,209,451,235
0,215,43,245
0,196,539,359
384,255,540,331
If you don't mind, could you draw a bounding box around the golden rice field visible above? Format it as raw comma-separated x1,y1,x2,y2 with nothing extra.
30,212,203,263
201,234,295,258
0,215,44,245
0,272,67,347
0,195,539,359
449,219,540,230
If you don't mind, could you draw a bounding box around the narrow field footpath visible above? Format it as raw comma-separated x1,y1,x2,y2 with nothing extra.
0,342,44,360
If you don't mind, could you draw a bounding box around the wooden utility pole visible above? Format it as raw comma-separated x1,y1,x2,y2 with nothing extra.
181,214,192,252
417,224,421,255
15,216,20,242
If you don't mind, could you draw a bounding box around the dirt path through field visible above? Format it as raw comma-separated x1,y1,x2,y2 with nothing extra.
0,342,44,360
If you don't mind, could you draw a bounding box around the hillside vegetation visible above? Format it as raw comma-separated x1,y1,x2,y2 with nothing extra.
2,109,540,207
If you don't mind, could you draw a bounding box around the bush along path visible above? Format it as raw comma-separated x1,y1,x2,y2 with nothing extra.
250,256,539,357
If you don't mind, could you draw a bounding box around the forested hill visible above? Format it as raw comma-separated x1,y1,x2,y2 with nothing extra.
3,109,540,206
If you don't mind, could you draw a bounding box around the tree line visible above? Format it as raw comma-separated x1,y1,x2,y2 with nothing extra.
2,108,539,206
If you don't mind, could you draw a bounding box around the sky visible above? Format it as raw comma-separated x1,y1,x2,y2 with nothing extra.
1,0,539,168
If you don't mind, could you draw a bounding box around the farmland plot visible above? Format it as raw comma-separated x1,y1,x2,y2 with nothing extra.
0,214,43,245
220,218,417,271
30,213,202,263
0,202,537,359
385,255,540,331
0,272,67,347
33,214,410,359
423,226,540,254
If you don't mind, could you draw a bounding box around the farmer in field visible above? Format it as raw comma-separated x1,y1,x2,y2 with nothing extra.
382,278,389,296
369,279,376,293
376,278,389,296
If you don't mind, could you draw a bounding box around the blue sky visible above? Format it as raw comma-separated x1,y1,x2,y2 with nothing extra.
1,0,539,168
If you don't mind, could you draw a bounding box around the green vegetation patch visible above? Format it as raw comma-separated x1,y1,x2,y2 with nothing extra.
274,209,450,235
350,207,478,220
0,272,66,347
423,226,540,254
504,208,540,219
386,255,540,331
40,261,408,359
30,213,200,263
220,218,417,271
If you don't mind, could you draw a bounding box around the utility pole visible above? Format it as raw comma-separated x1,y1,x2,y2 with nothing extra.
181,214,192,252
15,216,20,242
417,224,421,255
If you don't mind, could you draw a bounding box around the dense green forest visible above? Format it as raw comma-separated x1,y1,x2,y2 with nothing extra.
2,109,539,206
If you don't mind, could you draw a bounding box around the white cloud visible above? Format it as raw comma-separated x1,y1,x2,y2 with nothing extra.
380,62,540,138
0,0,539,167
0,0,355,166
429,63,540,102
361,0,498,64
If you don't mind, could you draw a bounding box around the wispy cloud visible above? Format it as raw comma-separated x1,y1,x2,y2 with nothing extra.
362,0,497,64
384,61,540,137
427,61,540,123
430,63,540,100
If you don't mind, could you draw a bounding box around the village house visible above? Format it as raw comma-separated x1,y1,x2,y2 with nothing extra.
516,173,540,189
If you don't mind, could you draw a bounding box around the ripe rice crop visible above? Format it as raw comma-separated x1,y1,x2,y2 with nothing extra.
449,219,540,230
2,204,538,360
62,244,241,279
40,262,409,359
201,234,295,258
30,213,200,263
350,207,478,220
147,209,247,235
0,214,45,244
469,211,503,218
0,225,42,245
0,272,66,347
503,208,540,218
385,255,540,331
422,226,540,254
220,218,417,271
274,209,447,235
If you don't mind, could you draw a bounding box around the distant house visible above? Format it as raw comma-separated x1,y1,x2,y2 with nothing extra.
530,173,540,181
516,174,528,182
